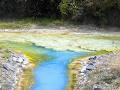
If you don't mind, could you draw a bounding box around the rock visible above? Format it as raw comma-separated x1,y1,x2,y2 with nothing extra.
0,53,30,90
12,56,18,62
86,64,95,70
3,63,15,72
89,56,97,60
17,57,24,63
93,88,101,90
23,59,29,65
89,63,94,65
21,64,26,68
93,85,102,90
81,66,87,73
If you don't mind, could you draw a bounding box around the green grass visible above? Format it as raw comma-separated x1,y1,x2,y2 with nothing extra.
0,18,64,29
0,20,31,29
34,18,64,26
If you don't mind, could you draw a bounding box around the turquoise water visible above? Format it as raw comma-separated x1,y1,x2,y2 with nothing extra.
31,46,87,90
0,41,87,90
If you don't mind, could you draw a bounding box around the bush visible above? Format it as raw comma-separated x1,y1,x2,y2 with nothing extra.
60,0,80,18
60,0,120,26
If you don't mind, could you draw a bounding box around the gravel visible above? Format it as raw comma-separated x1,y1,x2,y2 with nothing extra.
0,53,29,90
74,51,120,90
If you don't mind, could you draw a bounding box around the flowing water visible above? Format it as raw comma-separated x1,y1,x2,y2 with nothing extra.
31,48,87,90
0,41,87,90
0,33,119,90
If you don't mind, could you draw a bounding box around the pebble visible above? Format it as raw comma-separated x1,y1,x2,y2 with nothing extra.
0,53,29,90
23,60,29,65
17,57,24,63
12,56,18,62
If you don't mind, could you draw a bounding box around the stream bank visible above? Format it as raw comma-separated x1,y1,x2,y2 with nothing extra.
0,51,30,90
71,51,120,90
0,33,119,90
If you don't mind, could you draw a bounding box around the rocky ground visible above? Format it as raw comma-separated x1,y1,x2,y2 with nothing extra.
0,49,30,90
73,51,120,90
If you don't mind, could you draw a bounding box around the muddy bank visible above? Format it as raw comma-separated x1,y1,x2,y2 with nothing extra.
73,51,120,90
0,52,30,90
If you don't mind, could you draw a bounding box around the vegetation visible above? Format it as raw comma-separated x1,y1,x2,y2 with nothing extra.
61,0,120,26
0,18,64,29
0,0,120,26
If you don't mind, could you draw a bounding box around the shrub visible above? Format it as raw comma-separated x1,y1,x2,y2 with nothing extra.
60,0,80,18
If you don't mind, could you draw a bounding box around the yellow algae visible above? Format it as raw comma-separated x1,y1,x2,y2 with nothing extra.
16,67,34,90
0,33,119,90
0,33,120,52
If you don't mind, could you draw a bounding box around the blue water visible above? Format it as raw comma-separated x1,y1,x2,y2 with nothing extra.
31,46,87,90
0,41,87,90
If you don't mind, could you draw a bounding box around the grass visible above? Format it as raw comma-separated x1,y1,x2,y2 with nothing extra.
0,18,64,29
0,19,32,29
33,18,64,26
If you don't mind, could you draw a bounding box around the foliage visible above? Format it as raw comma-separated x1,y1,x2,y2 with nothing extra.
0,0,61,18
60,0,120,26
0,18,64,29
60,0,80,18
0,0,120,26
